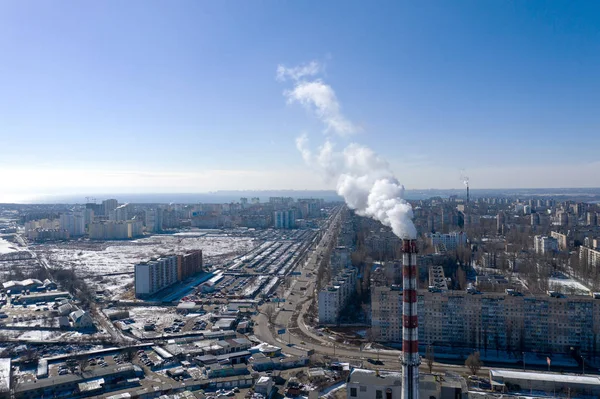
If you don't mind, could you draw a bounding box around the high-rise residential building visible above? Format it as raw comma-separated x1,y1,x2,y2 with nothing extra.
427,232,467,252
580,246,600,271
587,212,598,226
497,212,506,234
145,208,163,233
273,209,296,229
370,287,600,356
89,220,143,240
557,211,569,226
530,212,540,226
534,235,559,255
109,203,130,221
177,250,203,281
134,255,179,297
102,199,118,217
59,212,85,237
550,231,569,250
318,268,357,325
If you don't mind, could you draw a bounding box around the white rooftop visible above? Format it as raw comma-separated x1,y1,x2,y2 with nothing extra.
348,368,402,386
490,369,600,386
0,358,10,392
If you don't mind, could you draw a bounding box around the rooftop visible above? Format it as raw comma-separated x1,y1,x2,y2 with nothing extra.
348,368,402,386
490,369,600,386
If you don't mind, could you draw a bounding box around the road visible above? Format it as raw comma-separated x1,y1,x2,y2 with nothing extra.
251,206,563,378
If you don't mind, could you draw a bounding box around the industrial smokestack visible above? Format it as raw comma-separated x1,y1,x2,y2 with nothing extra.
401,239,420,399
466,184,469,205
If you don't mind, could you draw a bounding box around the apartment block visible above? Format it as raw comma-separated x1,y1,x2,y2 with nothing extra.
134,255,179,297
580,246,600,270
59,212,85,237
533,235,558,255
427,232,467,252
145,208,163,233
370,286,600,355
178,250,203,281
550,231,569,250
273,209,296,229
318,268,357,325
89,220,143,240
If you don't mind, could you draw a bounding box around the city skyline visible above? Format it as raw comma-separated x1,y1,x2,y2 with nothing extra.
1,1,600,202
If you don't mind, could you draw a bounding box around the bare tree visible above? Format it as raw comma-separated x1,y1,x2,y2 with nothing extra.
426,345,434,374
465,351,483,376
264,304,276,324
121,347,136,362
78,358,90,374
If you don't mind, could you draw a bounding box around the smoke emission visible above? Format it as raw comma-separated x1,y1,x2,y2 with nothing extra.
280,61,417,239
296,135,417,239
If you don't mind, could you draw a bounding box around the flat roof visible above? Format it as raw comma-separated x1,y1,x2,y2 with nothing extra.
0,358,10,393
490,369,600,386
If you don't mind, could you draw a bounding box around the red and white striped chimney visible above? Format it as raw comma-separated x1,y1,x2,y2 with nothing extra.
401,239,420,399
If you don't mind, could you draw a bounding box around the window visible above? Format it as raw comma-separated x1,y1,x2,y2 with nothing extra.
350,387,357,397
376,390,383,399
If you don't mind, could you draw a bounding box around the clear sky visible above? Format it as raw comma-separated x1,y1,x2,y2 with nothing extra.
1,1,599,201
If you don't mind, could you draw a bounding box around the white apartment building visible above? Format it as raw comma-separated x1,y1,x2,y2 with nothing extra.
109,203,130,221
24,219,59,239
134,255,179,297
534,235,558,255
580,246,600,270
59,212,85,237
89,220,143,240
145,208,163,233
318,268,357,325
428,231,467,252
102,199,118,216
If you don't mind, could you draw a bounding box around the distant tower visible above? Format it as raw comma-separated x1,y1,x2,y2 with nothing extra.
401,239,420,399
497,212,506,235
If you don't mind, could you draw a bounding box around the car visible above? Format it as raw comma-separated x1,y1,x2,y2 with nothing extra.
101,363,108,367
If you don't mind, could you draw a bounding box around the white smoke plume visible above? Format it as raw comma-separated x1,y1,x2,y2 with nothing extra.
282,61,416,239
460,170,469,186
278,61,358,136
296,135,417,239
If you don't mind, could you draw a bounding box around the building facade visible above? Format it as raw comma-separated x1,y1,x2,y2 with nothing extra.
370,287,600,356
178,250,203,281
534,235,558,255
59,212,85,237
318,268,357,325
134,255,179,297
273,209,296,229
428,232,467,252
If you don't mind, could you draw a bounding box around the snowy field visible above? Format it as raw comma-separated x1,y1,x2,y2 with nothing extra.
0,237,18,254
39,234,257,276
549,277,591,295
123,306,213,333
31,233,258,298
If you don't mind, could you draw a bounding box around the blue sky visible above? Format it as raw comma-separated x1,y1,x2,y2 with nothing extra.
1,1,599,201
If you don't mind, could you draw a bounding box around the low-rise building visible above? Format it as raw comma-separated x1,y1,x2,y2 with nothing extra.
489,369,600,397
69,309,94,329
346,369,402,399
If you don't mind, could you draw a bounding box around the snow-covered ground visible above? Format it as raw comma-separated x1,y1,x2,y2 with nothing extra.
33,233,258,297
124,306,213,332
0,237,18,254
41,234,257,276
549,277,591,295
